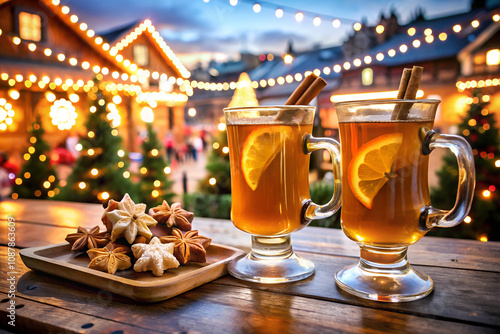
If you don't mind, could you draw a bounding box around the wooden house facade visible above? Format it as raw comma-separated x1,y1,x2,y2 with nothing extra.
0,0,189,165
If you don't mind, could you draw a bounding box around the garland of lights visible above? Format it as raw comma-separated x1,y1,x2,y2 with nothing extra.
1,2,498,98
0,77,188,126
0,0,498,122
105,12,500,92
456,77,500,92
0,72,142,95
1,12,499,132
45,0,190,78
220,0,358,27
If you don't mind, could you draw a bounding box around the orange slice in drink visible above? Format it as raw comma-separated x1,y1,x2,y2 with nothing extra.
241,126,290,191
348,133,403,209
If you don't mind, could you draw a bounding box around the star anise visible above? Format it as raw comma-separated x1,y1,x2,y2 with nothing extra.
65,226,110,251
105,194,157,244
87,242,132,275
160,228,211,264
149,201,193,231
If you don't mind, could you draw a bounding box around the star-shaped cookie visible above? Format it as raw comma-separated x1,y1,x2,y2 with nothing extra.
132,237,180,276
87,242,132,274
106,194,157,244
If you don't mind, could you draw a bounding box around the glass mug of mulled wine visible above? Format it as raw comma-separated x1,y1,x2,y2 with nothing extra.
334,99,475,302
224,106,341,283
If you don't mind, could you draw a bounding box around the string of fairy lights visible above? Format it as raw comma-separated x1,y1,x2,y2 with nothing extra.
222,0,358,24
456,77,500,92
1,1,498,105
96,8,500,94
48,0,190,78
1,8,498,133
0,0,498,134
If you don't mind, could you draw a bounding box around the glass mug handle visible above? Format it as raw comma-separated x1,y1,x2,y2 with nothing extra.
421,131,476,229
301,135,342,222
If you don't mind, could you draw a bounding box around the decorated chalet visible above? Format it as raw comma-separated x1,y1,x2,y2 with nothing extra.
0,0,191,162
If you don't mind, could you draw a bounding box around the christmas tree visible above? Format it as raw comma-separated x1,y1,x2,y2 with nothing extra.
227,72,259,108
57,81,136,204
12,114,59,199
198,122,231,195
430,88,500,241
138,121,174,207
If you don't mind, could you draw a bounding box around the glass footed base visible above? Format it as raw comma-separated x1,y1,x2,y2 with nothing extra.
228,234,314,284
335,246,434,302
228,252,315,284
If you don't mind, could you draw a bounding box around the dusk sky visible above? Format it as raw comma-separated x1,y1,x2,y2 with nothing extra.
66,0,478,68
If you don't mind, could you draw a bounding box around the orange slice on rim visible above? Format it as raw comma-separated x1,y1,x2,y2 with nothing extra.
241,126,290,191
348,133,403,209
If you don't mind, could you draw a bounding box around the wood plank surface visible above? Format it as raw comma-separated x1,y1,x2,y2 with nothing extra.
292,227,500,272
0,247,500,331
1,199,500,332
216,253,500,328
1,248,497,333
0,292,160,334
2,199,500,272
0,199,105,228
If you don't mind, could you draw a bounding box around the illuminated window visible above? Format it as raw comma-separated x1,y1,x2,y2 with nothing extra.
133,44,148,66
486,49,500,66
19,12,42,41
361,68,373,86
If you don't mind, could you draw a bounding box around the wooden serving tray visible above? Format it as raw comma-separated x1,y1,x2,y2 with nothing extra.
20,242,245,302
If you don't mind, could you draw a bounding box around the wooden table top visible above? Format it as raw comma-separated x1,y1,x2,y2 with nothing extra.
1,199,499,333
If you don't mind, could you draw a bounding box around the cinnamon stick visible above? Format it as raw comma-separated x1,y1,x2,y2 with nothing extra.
276,73,327,122
285,73,318,105
391,66,423,120
396,68,412,99
295,76,327,105
403,66,423,100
